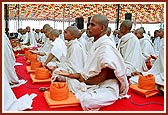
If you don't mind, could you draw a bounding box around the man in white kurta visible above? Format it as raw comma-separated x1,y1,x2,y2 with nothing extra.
111,29,119,47
117,20,147,76
55,14,129,111
106,27,117,48
153,30,160,56
31,27,53,63
52,26,86,84
134,28,156,61
26,26,38,47
20,29,29,45
43,29,67,67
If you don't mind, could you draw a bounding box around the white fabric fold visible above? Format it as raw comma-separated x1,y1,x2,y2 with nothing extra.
117,33,147,76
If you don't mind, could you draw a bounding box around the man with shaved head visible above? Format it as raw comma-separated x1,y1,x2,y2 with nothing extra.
117,20,148,77
134,28,156,62
106,27,116,47
55,14,129,111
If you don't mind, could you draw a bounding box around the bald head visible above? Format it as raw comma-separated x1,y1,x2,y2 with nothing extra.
136,28,144,36
92,14,109,30
43,24,50,29
134,28,144,39
66,26,81,38
158,28,164,38
120,20,133,35
121,20,132,31
50,29,60,38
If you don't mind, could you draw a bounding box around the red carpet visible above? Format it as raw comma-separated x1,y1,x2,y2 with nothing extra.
12,55,165,112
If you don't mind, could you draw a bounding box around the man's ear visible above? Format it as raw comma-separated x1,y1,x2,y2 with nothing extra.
100,25,106,33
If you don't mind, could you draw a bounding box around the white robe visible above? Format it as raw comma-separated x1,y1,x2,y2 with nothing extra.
117,33,147,76
139,36,156,61
68,34,129,111
41,33,47,43
59,39,86,73
153,36,161,56
28,31,37,47
53,39,86,81
17,33,22,39
38,37,51,52
111,34,119,46
78,32,88,53
4,34,19,83
4,34,27,87
38,38,52,63
80,32,94,54
46,38,67,66
34,32,42,42
3,34,35,111
20,33,29,45
85,37,94,54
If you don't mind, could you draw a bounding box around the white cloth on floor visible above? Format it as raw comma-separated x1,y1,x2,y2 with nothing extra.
3,75,37,111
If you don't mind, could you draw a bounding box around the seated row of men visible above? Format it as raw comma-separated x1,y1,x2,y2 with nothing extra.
5,14,164,111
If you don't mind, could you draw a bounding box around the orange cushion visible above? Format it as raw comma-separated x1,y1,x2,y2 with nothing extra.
35,67,50,80
29,54,37,62
50,82,69,101
138,74,155,90
25,51,32,60
30,73,51,83
31,61,42,70
130,84,160,98
44,91,80,108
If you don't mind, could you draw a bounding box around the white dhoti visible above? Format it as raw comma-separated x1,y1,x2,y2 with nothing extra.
77,79,119,111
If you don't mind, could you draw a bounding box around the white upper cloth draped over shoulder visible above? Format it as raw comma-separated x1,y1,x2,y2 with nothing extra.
50,37,67,63
58,39,86,73
78,32,88,53
82,35,126,82
4,34,16,64
52,38,86,82
117,33,147,76
73,34,129,96
111,34,119,45
38,37,51,53
139,36,156,60
67,34,129,111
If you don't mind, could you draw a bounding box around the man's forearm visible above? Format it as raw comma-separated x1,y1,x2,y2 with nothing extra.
44,53,54,66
